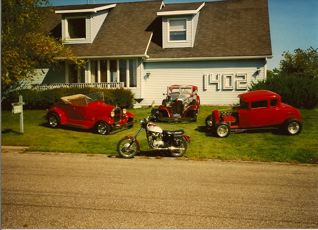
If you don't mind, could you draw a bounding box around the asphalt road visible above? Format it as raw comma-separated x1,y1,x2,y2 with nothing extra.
2,146,318,228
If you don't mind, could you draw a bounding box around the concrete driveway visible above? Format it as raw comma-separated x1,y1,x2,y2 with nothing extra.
2,146,318,228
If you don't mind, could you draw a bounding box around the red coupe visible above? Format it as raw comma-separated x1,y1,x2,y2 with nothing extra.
205,90,302,137
46,94,134,135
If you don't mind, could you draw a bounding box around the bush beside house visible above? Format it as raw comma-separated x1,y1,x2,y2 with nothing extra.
250,48,318,109
2,88,134,110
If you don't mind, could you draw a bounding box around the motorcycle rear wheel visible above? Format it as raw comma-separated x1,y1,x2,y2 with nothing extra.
117,137,139,158
170,137,187,157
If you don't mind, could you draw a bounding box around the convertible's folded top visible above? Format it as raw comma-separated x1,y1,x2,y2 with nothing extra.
61,94,91,106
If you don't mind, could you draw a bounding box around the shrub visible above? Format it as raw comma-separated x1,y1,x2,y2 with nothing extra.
249,73,318,109
2,87,134,110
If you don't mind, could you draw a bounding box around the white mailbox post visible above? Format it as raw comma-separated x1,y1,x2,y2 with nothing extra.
11,95,25,134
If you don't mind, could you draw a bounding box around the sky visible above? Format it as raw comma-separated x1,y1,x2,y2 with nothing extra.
49,0,318,70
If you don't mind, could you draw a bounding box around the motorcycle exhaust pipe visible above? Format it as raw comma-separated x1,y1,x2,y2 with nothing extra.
168,146,186,151
153,146,185,151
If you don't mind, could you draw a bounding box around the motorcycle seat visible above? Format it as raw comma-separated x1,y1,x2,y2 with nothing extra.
163,129,184,135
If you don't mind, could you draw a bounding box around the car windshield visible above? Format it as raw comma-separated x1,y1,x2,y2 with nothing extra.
239,99,249,109
169,87,192,101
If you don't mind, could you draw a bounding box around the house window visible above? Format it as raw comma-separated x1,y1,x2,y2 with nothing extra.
91,60,98,83
129,60,137,87
110,60,118,82
67,17,86,39
119,60,127,87
68,64,78,83
100,60,107,82
169,19,187,41
68,64,85,83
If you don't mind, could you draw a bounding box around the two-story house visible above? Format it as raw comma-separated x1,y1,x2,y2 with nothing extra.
35,0,272,105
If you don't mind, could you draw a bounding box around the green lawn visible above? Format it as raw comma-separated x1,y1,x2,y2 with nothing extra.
2,106,318,164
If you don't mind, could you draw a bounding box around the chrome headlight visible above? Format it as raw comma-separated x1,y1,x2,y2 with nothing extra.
123,108,127,114
111,111,115,117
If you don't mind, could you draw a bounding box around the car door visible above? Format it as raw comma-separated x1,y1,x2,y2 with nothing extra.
248,100,273,127
72,102,96,128
65,98,88,126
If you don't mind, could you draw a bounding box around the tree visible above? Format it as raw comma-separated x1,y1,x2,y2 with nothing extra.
280,47,318,79
250,47,318,109
1,0,79,98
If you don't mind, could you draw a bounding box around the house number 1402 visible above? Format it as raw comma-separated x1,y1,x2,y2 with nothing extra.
203,73,248,91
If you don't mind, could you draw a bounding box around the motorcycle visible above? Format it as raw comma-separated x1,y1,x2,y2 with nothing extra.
117,117,190,158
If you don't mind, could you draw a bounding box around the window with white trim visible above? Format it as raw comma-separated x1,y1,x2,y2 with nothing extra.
66,17,86,40
168,19,187,41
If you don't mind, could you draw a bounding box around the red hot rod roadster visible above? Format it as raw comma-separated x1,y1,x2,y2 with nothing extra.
46,94,134,135
151,85,200,122
205,90,302,137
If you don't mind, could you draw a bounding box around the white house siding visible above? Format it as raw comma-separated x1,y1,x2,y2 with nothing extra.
141,59,266,105
90,11,109,42
191,13,199,47
129,58,143,99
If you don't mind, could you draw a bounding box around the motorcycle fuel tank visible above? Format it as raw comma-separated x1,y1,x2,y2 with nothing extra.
147,122,163,133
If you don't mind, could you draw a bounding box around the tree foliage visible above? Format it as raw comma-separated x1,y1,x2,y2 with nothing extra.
250,47,318,109
1,0,79,96
280,47,318,79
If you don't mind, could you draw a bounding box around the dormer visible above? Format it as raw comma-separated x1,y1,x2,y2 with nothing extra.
157,2,205,49
55,4,116,44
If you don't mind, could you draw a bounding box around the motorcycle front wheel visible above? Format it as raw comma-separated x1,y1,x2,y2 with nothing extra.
117,137,139,159
170,137,188,157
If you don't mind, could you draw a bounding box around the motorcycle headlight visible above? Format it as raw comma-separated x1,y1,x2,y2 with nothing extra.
207,120,213,127
111,111,115,117
123,109,127,114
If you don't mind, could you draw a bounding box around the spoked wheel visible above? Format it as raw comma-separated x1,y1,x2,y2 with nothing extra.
215,123,230,138
117,137,139,158
285,120,302,135
170,137,188,157
96,121,111,135
47,113,60,128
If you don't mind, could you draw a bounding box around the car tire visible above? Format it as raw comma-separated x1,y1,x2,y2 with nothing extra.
158,110,167,120
205,115,213,127
47,113,60,128
284,120,302,135
190,111,198,122
95,121,111,135
215,123,230,138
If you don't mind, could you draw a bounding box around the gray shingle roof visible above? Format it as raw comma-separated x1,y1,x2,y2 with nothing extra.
46,0,272,59
148,0,272,58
